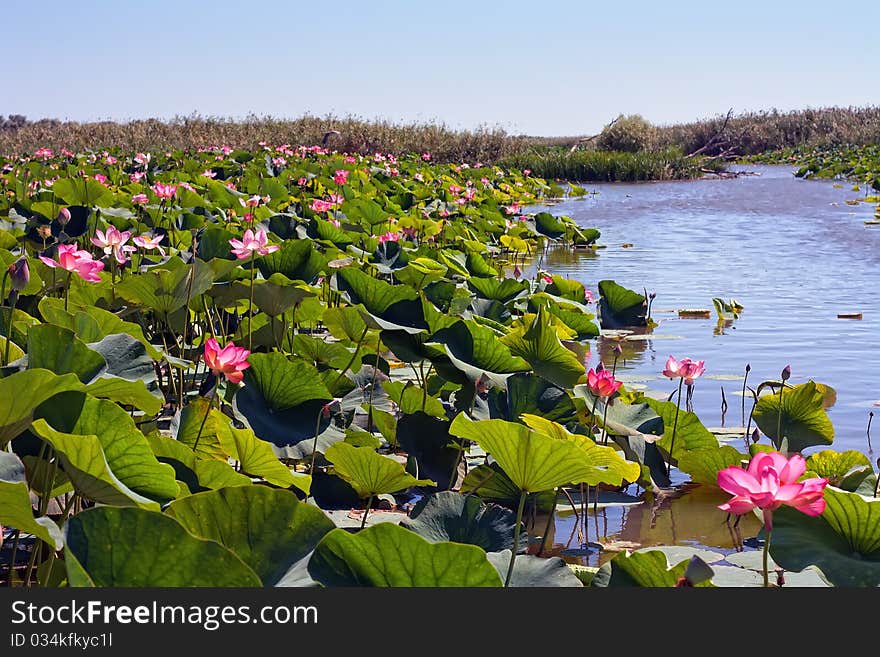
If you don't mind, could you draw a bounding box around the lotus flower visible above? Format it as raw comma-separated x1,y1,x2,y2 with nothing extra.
7,256,29,292
57,208,71,226
203,338,250,384
91,225,135,264
333,169,349,185
587,367,622,398
378,231,400,244
310,199,333,213
152,182,177,200
662,355,706,385
133,233,167,257
39,244,104,282
717,452,828,530
228,228,280,259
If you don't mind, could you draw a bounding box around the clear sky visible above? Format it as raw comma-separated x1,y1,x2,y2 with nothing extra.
5,0,878,136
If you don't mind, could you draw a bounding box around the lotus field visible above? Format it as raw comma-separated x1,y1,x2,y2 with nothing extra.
1,145,878,588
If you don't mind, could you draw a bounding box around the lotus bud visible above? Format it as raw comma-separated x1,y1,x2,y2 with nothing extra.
781,365,791,382
613,344,623,356
745,363,751,373
8,256,29,292
57,207,71,226
751,428,760,444
648,291,656,300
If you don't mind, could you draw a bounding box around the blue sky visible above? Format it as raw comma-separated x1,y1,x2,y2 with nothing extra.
5,0,878,135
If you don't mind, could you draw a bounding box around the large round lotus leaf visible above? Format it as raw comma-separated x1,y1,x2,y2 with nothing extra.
400,491,524,552
324,442,435,498
499,307,585,389
489,373,577,425
770,487,880,587
486,550,583,587
752,381,834,452
34,391,178,503
65,506,260,587
116,258,215,314
233,352,333,447
805,449,873,490
450,414,634,492
166,487,335,585
395,413,462,490
597,279,646,328
308,523,502,587
677,445,748,487
591,549,714,587
0,451,64,549
644,398,719,461
0,369,84,446
429,319,531,387
26,324,106,383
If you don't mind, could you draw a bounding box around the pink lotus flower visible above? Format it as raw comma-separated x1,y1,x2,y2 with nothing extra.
228,228,280,259
243,195,262,209
134,152,151,167
203,338,250,384
327,193,344,206
329,218,341,228
57,208,71,226
448,184,463,194
131,193,149,205
344,156,357,164
34,148,54,160
523,169,532,176
541,274,553,284
378,231,400,244
333,169,349,185
130,171,146,183
503,203,521,215
93,174,108,185
104,155,117,165
584,289,594,303
717,452,828,530
133,233,166,257
662,355,706,385
587,367,622,398
39,244,105,282
310,199,333,213
61,148,75,158
91,225,136,265
152,182,177,200
421,152,431,161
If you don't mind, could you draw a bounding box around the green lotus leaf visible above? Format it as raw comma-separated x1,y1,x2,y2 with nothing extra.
166,486,334,585
771,487,880,587
467,276,530,302
257,239,326,284
382,381,446,418
30,418,159,509
0,307,40,347
196,226,237,261
251,275,316,317
217,424,311,494
26,324,106,382
0,369,84,446
395,412,464,490
34,391,178,503
544,275,587,304
677,445,748,486
752,381,835,452
466,251,498,277
520,414,641,486
459,463,553,512
308,523,502,587
145,432,251,493
592,549,714,587
597,279,646,328
429,319,531,387
173,397,231,462
322,306,370,343
334,267,427,334
324,442,435,498
486,550,583,586
65,506,261,587
645,398,719,461
533,211,567,239
116,258,215,314
400,491,524,552
52,177,115,207
233,352,333,448
0,451,64,549
488,372,576,425
449,414,623,492
499,307,585,389
805,450,874,492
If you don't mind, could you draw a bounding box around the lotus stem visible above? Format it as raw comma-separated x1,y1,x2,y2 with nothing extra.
247,250,256,352
7,529,20,586
192,387,216,453
666,377,684,478
2,271,14,367
64,270,72,311
741,363,750,427
538,488,559,556
505,489,528,587
776,384,784,450
600,395,611,445
330,325,368,392
308,406,325,476
360,495,374,530
763,527,773,588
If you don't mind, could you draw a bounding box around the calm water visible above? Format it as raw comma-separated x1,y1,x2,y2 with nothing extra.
529,165,880,565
